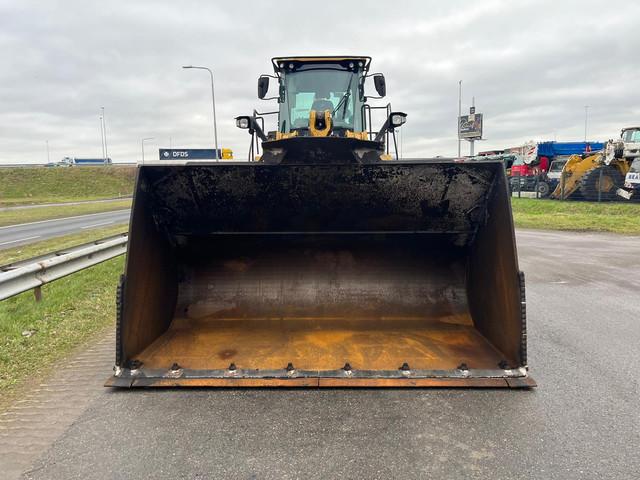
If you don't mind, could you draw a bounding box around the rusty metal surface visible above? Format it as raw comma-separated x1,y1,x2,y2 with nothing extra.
177,236,470,323
120,377,527,388
132,317,506,371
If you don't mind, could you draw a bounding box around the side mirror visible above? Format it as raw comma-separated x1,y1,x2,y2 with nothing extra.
258,76,269,99
373,74,386,97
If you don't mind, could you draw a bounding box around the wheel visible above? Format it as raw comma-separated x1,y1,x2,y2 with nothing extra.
536,181,550,198
578,165,625,201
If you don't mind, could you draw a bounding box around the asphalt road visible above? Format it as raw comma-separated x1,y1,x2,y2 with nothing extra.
4,229,640,479
0,209,131,249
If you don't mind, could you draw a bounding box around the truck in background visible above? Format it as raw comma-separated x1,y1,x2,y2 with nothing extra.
58,157,113,166
616,127,640,200
508,141,603,197
550,127,638,201
619,158,640,200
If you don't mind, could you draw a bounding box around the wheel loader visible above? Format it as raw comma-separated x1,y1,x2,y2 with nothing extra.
106,56,534,388
550,128,638,200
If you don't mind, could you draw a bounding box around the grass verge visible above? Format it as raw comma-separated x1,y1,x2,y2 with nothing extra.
0,166,135,206
511,198,640,234
0,256,122,407
0,199,131,227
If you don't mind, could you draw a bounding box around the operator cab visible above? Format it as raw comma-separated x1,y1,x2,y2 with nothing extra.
235,56,406,163
621,127,640,143
270,57,371,136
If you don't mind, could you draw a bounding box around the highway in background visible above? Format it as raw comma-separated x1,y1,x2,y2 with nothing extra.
0,209,130,250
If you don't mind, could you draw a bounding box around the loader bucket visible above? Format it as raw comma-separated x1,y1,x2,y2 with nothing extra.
107,160,533,388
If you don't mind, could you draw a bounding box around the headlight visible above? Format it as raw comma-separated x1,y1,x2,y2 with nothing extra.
390,112,407,128
235,117,250,129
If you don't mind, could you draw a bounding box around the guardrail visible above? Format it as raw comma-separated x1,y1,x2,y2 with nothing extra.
0,233,128,301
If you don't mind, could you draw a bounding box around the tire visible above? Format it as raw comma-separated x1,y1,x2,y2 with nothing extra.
536,181,550,198
578,165,624,201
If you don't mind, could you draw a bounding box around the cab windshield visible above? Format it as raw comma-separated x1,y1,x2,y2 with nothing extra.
549,158,568,172
279,68,363,133
630,159,640,173
622,129,640,143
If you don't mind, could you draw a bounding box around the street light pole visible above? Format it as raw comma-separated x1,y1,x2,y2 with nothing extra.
457,80,462,158
99,113,106,160
141,137,154,165
101,106,109,161
584,105,590,142
183,65,219,160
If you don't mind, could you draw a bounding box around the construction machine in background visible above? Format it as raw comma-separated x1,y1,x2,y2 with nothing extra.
107,56,533,388
620,158,640,200
509,141,603,198
551,127,639,200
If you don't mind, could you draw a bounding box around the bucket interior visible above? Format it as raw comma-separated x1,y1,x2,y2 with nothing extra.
119,162,524,380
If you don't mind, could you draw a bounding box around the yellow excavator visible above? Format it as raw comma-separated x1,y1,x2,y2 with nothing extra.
550,128,637,200
107,56,533,388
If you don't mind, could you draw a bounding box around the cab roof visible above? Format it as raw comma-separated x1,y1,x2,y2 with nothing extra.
271,56,371,74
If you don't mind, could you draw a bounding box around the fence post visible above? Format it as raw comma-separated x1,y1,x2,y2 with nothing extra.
517,172,521,198
598,168,603,203
561,172,566,201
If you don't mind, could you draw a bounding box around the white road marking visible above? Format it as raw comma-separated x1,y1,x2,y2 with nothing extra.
0,235,41,246
80,221,114,229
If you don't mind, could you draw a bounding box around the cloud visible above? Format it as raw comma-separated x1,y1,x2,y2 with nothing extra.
1,0,639,163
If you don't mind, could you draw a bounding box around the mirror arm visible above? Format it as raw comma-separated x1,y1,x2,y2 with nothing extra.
374,118,392,143
249,117,268,142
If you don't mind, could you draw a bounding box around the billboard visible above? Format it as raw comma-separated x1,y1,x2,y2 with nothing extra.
458,113,483,139
159,148,222,160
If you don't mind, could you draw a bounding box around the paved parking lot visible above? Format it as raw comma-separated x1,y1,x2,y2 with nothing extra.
2,229,639,479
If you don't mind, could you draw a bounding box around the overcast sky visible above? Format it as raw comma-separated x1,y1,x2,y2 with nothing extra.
1,0,639,163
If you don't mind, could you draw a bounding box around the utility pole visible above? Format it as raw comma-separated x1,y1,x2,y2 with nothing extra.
46,140,50,164
457,80,462,158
